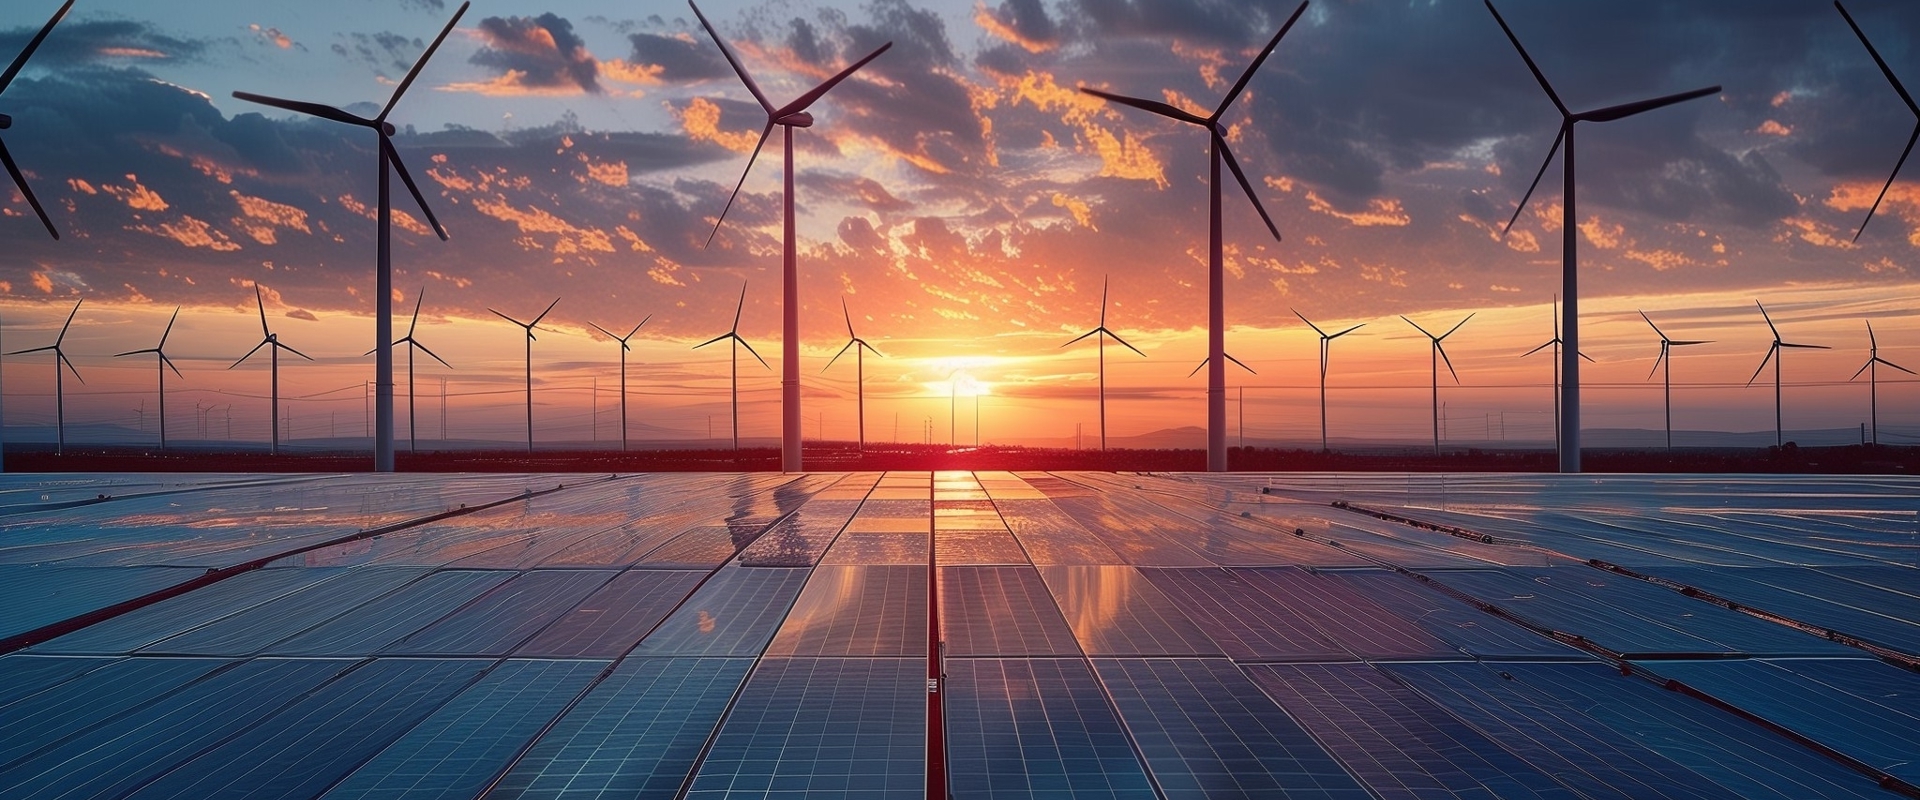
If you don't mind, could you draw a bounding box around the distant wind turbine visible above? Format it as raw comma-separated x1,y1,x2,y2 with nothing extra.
489,298,559,454
7,299,81,454
1641,310,1710,452
0,0,72,239
1486,0,1720,473
1062,278,1144,451
1850,320,1912,446
1520,296,1593,455
823,299,882,453
1082,0,1305,472
232,1,464,473
230,286,313,455
114,307,183,450
1403,314,1473,457
371,289,450,453
694,283,768,451
1835,1,1919,243
1746,302,1829,448
588,315,650,451
1294,310,1362,453
692,0,891,472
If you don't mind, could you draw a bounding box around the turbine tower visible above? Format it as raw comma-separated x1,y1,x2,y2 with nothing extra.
692,0,891,472
1403,314,1473,457
231,1,465,473
695,283,768,452
489,298,558,454
1520,296,1592,455
1850,320,1912,446
7,299,82,454
230,286,312,455
374,289,451,453
1836,1,1919,243
823,298,882,453
1745,302,1829,448
113,307,183,450
1081,0,1305,472
1062,277,1144,451
588,315,650,451
1486,0,1720,473
1,0,72,239
1641,311,1710,452
1294,310,1362,453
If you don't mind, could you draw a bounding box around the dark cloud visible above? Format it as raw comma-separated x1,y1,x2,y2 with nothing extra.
330,31,424,76
469,13,600,94
627,31,728,82
980,0,1061,51
0,19,205,66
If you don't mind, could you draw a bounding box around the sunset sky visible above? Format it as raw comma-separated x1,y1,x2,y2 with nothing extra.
2,0,1918,448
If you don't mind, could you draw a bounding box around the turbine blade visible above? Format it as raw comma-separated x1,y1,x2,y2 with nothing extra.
1757,301,1778,338
1437,344,1460,384
1503,124,1564,235
0,137,57,238
1780,342,1830,350
694,332,729,349
632,314,651,338
1108,329,1147,357
1292,309,1327,338
56,297,79,341
1648,345,1666,381
1187,357,1207,378
530,297,560,327
1852,360,1873,381
1867,319,1878,348
1522,339,1553,358
231,339,269,369
256,284,270,336
733,282,747,330
488,308,524,327
824,339,855,372
1577,85,1721,123
588,321,618,340
1214,0,1308,120
379,0,469,122
161,306,180,346
0,0,74,94
1063,328,1099,348
413,340,452,369
1329,323,1364,339
1078,88,1210,126
1577,350,1596,363
231,91,377,128
1400,315,1435,339
382,137,448,240
113,347,154,358
1225,352,1257,375
1852,123,1918,242
1746,345,1776,387
278,341,315,361
59,351,82,384
1441,312,1474,340
842,297,855,338
706,121,774,247
861,340,885,358
774,41,892,118
1880,357,1917,376
737,335,770,369
1836,1,1919,116
1100,277,1109,327
1484,0,1568,116
161,352,183,378
1218,136,1281,241
1670,340,1711,346
1639,310,1665,339
689,0,773,113
5,345,53,355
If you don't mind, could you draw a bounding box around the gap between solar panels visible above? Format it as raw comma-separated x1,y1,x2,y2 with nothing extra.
0,476,613,655
0,474,329,517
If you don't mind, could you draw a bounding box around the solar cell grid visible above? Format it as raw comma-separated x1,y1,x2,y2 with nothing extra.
765,566,928,657
267,570,515,656
1497,566,1852,657
1644,659,1920,782
0,656,227,767
515,570,705,658
995,499,1125,565
29,567,340,655
1138,568,1348,662
383,570,616,656
0,566,198,640
939,566,1081,656
1231,568,1465,660
1322,570,1583,659
1039,565,1223,656
139,567,429,656
636,525,756,568
1428,569,1735,656
821,533,928,565
0,654,115,708
630,567,811,657
944,658,1156,800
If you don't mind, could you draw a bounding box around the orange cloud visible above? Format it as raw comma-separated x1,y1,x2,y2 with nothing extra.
1623,248,1697,271
67,179,97,195
137,215,242,251
103,176,169,213
580,155,629,187
1050,192,1095,229
1306,192,1409,227
1007,71,1167,187
1824,181,1920,245
1779,216,1857,250
1755,119,1792,136
677,97,760,153
973,4,1056,54
1577,216,1625,249
337,194,432,237
472,196,614,255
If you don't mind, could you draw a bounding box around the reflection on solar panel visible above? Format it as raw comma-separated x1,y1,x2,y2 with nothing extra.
1230,568,1459,660
736,499,864,567
1139,568,1346,661
516,570,706,658
638,525,757,568
30,568,340,655
0,566,196,640
1656,566,1920,655
268,570,515,656
1091,658,1371,799
1245,663,1578,800
0,656,226,766
631,567,811,657
940,566,1081,657
0,655,115,708
126,658,487,800
1047,497,1214,566
686,657,924,799
995,499,1125,565
822,533,928,565
1382,662,1742,800
322,659,605,800
1039,566,1222,656
140,567,429,656
487,657,754,800
945,658,1155,799
1325,570,1584,659
765,566,928,657
384,570,615,656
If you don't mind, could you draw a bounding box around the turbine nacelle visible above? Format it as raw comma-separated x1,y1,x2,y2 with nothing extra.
777,111,815,128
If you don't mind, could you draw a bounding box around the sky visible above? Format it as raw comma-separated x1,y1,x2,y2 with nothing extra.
1,0,1919,449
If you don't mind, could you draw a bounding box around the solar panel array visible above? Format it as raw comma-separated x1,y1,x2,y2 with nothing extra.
3,469,1919,799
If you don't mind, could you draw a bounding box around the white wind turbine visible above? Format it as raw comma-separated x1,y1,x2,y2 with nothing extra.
1520,296,1592,455
113,307,183,450
7,299,81,454
588,315,650,451
373,289,451,453
1641,310,1710,451
0,0,71,240
1403,314,1473,457
1294,310,1362,453
695,283,768,451
1835,1,1920,243
1062,278,1145,451
822,299,882,453
1850,320,1911,446
230,286,313,455
1746,302,1829,448
489,298,559,454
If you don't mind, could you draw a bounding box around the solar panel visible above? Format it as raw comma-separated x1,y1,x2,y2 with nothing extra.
486,657,755,800
1321,570,1584,659
1381,661,1743,800
637,525,756,568
0,655,115,708
125,658,487,800
139,567,430,656
1138,568,1347,662
1090,658,1371,799
1645,659,1920,782
1244,663,1578,800
516,570,707,658
1060,474,1365,567
267,570,515,656
1771,657,1920,719
1656,566,1920,655
736,500,864,567
320,659,606,800
1046,497,1215,566
684,657,924,798
1229,568,1460,659
939,566,1081,657
29,567,340,655
945,658,1155,800
630,567,811,657
765,566,928,657
822,534,929,565
994,499,1125,565
0,566,197,640
383,570,616,657
0,656,226,766
1039,566,1222,656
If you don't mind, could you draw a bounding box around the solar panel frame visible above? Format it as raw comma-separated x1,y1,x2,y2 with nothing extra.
1320,570,1585,659
0,654,119,708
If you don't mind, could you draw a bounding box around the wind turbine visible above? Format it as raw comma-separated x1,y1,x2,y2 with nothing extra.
823,298,882,453
1520,296,1593,455
1850,321,1912,446
1746,302,1829,448
1294,310,1362,453
489,298,559,454
113,307,183,450
230,286,312,455
1486,0,1720,473
1,0,71,239
1081,0,1304,472
231,2,464,473
1641,311,1710,452
692,0,891,472
7,299,81,454
1403,314,1473,457
695,283,768,451
588,315,650,451
373,289,451,453
1836,1,1919,243
1062,278,1144,451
